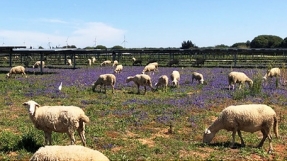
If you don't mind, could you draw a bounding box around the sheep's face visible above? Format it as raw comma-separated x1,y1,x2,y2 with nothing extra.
23,100,40,115
126,77,132,83
6,73,10,78
172,80,177,87
203,129,215,144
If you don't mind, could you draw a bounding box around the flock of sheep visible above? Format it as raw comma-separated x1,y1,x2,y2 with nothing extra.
4,56,283,159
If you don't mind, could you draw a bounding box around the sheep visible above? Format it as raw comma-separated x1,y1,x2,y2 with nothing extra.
192,72,204,84
92,74,116,94
126,74,154,94
263,67,281,81
167,59,179,67
203,104,278,153
114,64,123,74
113,60,119,67
155,75,169,92
91,56,96,64
100,60,112,66
22,100,90,146
33,61,45,68
67,59,72,66
132,57,142,66
147,62,159,72
29,145,109,161
142,64,157,75
6,65,27,78
88,59,92,66
170,70,180,87
228,71,253,90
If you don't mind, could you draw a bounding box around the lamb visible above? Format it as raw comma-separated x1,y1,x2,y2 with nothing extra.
91,56,96,64
100,60,112,66
126,74,154,94
6,65,27,78
92,74,116,94
192,72,204,84
228,71,253,90
33,61,45,68
142,64,157,75
203,104,278,153
263,67,281,80
155,75,169,92
170,70,180,87
29,145,109,161
132,57,142,66
22,100,90,146
67,59,72,66
113,60,119,67
114,64,123,74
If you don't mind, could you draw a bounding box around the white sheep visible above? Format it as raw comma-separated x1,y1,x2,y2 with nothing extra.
92,74,116,94
228,71,253,90
100,60,112,66
142,64,157,75
88,59,92,66
33,61,45,68
263,67,281,81
170,70,180,87
113,60,119,67
6,65,27,78
29,145,109,161
155,75,169,92
91,56,96,64
192,72,204,84
203,104,278,153
126,74,154,94
22,100,90,146
114,64,123,74
67,59,72,66
147,62,159,71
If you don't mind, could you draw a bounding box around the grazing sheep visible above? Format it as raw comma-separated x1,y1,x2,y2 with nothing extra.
142,64,157,75
33,61,45,68
6,65,27,78
114,64,123,74
29,145,109,161
113,60,119,67
92,74,116,94
170,70,180,87
147,62,159,71
22,100,90,146
228,71,253,90
126,74,154,94
203,104,278,153
67,59,72,66
192,72,204,84
263,67,281,81
100,60,112,66
88,59,92,66
167,59,179,67
155,75,169,92
132,57,142,66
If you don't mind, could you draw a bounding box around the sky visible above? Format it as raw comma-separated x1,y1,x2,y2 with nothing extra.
1,0,286,49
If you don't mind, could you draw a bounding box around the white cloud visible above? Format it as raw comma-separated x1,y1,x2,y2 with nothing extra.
0,22,126,48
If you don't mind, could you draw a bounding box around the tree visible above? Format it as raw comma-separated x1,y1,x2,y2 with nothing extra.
231,42,248,48
181,40,197,49
215,44,229,48
250,35,283,48
280,37,287,48
111,45,124,49
95,45,107,49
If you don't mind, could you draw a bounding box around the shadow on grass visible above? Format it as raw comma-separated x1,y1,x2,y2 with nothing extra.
199,141,254,149
16,135,42,153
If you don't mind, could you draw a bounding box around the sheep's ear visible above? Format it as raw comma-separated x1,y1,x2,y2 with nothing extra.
204,128,211,134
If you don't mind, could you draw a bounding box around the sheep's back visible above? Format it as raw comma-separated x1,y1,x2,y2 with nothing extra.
221,104,276,132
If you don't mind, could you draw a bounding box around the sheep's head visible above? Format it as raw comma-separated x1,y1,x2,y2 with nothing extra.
23,100,40,115
247,80,253,88
172,80,178,87
6,73,10,78
203,128,215,144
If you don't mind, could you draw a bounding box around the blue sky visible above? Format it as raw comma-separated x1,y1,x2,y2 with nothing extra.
1,0,286,49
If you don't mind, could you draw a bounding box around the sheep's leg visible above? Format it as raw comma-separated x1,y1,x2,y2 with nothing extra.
44,131,52,145
104,85,107,94
112,85,114,94
137,84,140,94
231,130,236,148
67,131,76,145
144,86,147,95
77,122,86,146
237,130,245,147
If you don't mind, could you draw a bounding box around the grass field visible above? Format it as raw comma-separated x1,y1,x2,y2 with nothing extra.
0,65,287,160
